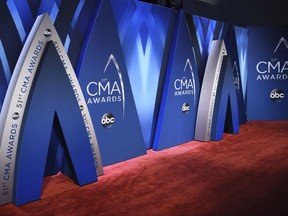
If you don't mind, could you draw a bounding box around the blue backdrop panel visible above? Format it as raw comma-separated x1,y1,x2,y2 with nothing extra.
0,1,22,109
225,26,247,124
210,56,239,141
185,14,229,84
110,0,176,148
234,26,248,104
247,26,288,120
153,10,200,150
78,0,146,166
14,42,97,206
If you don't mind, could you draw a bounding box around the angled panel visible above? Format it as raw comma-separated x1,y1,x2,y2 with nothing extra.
110,0,176,148
0,13,102,205
210,56,240,141
14,42,97,206
78,0,147,166
153,10,200,150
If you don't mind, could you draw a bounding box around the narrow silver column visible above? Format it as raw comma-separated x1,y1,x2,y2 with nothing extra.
194,40,227,141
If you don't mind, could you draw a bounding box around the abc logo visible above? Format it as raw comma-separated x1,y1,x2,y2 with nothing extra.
182,103,190,114
101,113,115,128
270,89,285,102
43,28,52,37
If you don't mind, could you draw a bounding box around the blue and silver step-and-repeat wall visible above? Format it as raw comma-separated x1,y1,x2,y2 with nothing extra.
0,0,287,206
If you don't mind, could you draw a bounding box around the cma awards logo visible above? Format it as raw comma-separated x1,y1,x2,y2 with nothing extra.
86,54,125,129
256,37,288,81
174,59,196,102
86,54,125,122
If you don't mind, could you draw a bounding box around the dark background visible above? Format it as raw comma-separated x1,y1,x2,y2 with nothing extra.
140,0,287,26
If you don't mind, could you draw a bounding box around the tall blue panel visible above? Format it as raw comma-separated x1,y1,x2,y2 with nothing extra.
210,56,239,141
45,0,100,176
225,26,247,124
234,26,248,102
110,0,176,148
247,26,288,120
14,42,97,206
78,0,146,166
153,10,200,150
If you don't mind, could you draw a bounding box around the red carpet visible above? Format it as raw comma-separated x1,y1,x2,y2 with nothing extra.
1,120,288,216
